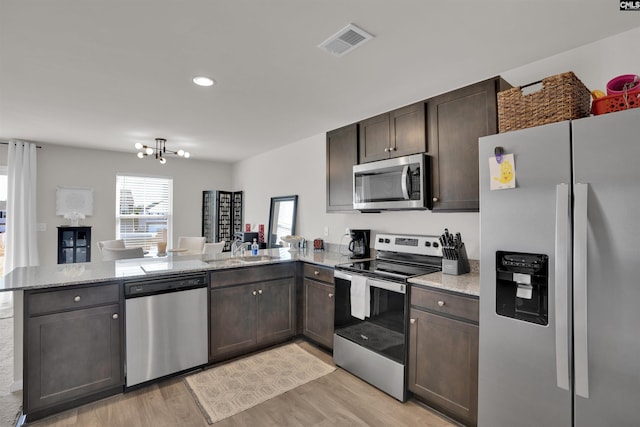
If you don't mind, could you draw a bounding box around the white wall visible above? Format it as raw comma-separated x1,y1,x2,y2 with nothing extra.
233,26,640,260
35,144,232,266
232,134,480,256
233,133,481,257
501,26,640,91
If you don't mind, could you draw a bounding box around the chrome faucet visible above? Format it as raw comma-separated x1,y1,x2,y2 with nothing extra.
231,238,245,257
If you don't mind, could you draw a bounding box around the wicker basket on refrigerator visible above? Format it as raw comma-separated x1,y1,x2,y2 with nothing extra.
497,71,591,133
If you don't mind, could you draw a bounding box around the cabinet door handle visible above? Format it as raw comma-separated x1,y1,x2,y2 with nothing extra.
328,293,334,298
390,147,396,151
314,270,320,276
384,147,389,152
410,318,416,324
112,313,119,319
252,290,257,296
73,296,81,302
437,300,445,307
432,197,439,202
258,289,263,295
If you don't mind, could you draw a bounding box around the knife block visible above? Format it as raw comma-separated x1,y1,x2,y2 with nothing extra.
442,244,471,275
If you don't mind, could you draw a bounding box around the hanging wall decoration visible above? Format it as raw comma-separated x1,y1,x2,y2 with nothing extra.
56,186,94,225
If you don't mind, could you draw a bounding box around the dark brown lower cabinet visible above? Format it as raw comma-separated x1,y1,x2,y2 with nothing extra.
209,264,296,362
408,286,479,426
209,283,258,358
257,278,296,344
24,282,123,421
302,263,334,348
303,278,335,349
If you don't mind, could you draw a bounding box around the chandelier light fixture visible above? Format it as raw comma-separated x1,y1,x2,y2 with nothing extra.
134,138,190,164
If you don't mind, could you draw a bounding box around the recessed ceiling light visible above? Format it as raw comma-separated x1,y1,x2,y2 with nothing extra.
193,76,215,87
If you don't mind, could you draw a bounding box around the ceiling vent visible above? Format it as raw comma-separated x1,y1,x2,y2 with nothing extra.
318,23,374,57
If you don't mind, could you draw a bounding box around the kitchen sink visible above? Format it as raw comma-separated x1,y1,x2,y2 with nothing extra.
234,255,280,263
206,255,280,266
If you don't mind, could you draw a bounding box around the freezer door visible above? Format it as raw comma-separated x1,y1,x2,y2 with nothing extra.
572,108,640,426
478,121,572,427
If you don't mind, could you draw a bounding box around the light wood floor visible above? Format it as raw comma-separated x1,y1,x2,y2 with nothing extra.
29,341,458,427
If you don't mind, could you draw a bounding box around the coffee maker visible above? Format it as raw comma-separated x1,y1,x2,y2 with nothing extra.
348,229,370,259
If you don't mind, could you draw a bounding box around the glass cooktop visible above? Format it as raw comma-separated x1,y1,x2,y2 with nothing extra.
336,259,441,281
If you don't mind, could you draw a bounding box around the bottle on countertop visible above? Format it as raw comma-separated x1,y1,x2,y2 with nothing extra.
251,238,259,256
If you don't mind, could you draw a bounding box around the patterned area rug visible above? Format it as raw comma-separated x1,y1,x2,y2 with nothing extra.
184,343,335,424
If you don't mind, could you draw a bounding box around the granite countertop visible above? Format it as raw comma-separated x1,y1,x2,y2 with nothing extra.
0,248,353,292
0,246,479,297
408,260,480,297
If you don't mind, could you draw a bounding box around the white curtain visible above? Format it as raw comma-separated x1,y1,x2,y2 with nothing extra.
1,141,39,308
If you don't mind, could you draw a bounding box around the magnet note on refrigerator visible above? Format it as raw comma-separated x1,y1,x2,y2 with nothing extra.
489,153,516,190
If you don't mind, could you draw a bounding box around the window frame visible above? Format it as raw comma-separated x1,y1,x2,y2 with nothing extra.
115,174,173,253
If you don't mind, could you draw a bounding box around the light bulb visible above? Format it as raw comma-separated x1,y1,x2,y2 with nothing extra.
177,149,185,156
146,147,154,155
184,152,190,158
137,152,144,158
134,142,143,150
159,157,167,164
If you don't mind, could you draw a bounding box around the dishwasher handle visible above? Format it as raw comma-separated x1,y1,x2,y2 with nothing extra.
125,273,208,298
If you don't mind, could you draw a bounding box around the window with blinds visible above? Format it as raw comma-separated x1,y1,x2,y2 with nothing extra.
116,175,172,251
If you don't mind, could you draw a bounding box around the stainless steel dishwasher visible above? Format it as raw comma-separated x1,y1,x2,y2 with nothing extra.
124,273,208,387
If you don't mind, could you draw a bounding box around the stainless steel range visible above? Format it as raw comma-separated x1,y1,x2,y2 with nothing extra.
333,233,442,401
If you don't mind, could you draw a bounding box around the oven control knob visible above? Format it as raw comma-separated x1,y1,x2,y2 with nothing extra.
378,238,384,243
433,242,439,248
425,241,431,247
384,238,390,243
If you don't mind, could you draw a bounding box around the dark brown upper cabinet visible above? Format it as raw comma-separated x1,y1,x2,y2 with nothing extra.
427,77,511,212
326,123,358,212
359,102,426,163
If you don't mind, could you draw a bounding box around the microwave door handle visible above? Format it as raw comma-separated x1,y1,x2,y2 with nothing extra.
401,165,410,200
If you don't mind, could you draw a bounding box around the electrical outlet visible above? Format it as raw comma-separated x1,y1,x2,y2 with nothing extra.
323,226,329,236
345,227,350,235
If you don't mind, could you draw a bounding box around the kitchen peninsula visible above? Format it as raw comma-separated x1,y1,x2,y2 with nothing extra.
1,249,479,425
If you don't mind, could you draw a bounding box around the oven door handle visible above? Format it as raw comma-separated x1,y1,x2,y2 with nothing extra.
368,278,406,294
335,271,406,294
334,270,353,281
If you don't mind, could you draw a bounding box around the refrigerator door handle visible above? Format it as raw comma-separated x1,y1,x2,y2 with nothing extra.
574,182,590,398
555,183,570,391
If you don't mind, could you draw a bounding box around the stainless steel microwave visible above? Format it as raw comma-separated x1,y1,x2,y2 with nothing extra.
353,153,430,211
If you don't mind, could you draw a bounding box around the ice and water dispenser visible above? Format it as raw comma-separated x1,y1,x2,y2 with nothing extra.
496,251,549,325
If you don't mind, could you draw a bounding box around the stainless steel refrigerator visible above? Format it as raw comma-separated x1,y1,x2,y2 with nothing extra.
478,108,640,427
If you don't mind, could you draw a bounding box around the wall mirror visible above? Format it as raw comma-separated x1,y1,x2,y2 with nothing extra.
267,195,298,248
